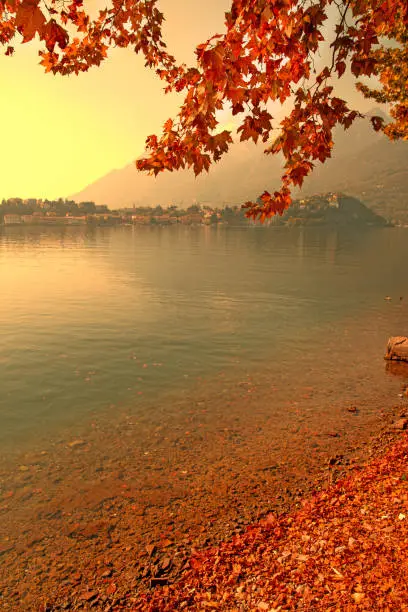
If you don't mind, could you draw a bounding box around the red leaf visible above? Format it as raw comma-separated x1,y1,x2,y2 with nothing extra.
15,0,46,43
41,20,69,51
190,557,203,571
371,115,385,132
336,61,346,77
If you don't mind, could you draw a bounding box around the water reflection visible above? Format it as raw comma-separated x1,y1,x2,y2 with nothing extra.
0,225,407,450
385,360,408,379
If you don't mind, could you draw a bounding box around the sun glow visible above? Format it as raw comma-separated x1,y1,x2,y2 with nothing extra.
0,0,230,200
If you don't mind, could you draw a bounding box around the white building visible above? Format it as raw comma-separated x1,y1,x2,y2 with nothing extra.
3,214,22,225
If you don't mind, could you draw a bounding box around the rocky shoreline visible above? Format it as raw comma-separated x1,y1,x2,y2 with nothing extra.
139,426,408,611
0,370,407,611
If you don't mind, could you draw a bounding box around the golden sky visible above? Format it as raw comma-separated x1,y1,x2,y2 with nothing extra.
1,0,375,201
0,0,230,200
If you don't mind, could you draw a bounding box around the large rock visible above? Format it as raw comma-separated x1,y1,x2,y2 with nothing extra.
385,337,408,362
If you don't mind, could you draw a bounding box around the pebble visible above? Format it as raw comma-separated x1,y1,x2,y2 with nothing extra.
392,418,408,431
68,440,86,449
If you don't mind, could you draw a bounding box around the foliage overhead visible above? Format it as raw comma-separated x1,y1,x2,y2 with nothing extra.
1,0,407,220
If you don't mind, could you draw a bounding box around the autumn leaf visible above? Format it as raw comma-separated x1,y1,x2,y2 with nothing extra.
39,50,56,73
336,60,346,77
371,115,385,132
190,557,203,571
41,20,69,51
15,0,45,42
163,118,173,132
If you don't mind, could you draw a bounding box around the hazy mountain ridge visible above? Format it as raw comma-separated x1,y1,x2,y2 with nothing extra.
72,141,278,209
300,112,408,222
72,113,408,222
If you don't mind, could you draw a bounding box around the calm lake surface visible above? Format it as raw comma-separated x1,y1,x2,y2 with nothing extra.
0,224,407,454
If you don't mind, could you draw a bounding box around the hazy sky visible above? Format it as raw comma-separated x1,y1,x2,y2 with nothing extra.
1,0,374,200
0,0,230,199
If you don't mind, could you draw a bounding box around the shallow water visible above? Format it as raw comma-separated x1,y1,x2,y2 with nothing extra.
0,224,407,453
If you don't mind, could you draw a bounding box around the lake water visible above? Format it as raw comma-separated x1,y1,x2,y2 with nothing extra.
1,224,408,454
2,224,408,607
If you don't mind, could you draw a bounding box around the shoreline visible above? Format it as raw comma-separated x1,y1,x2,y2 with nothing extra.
0,383,407,610
139,425,408,611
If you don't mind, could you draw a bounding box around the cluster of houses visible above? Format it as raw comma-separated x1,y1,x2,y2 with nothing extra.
1,209,223,227
1,193,361,228
128,210,219,226
3,213,88,226
295,193,340,210
0,198,235,227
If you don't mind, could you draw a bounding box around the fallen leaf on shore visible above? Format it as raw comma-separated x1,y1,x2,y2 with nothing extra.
133,433,408,611
351,592,365,604
80,591,98,601
146,544,156,557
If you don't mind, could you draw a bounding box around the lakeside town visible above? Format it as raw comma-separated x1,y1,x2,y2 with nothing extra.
0,192,390,227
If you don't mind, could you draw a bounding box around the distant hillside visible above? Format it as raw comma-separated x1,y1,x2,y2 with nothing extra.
282,194,388,227
300,111,408,223
72,111,408,222
71,141,277,209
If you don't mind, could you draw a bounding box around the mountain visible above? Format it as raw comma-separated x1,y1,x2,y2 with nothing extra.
72,111,408,222
71,141,279,209
300,110,408,223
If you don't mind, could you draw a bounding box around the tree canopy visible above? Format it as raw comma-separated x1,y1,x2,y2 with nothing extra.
1,0,407,219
